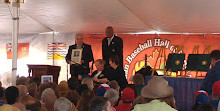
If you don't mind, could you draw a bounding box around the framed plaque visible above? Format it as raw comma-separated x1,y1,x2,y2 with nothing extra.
71,49,82,64
41,75,53,84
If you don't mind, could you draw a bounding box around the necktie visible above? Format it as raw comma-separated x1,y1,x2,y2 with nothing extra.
108,38,111,46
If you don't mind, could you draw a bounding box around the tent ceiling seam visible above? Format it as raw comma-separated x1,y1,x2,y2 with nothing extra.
117,0,157,31
20,10,53,32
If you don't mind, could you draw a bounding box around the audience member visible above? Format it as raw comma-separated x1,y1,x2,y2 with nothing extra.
0,86,5,106
209,80,220,111
201,50,220,95
76,84,89,96
127,84,138,98
54,97,76,111
58,81,70,97
5,86,19,104
115,87,135,111
26,99,41,111
97,84,111,96
196,103,216,111
192,90,209,111
131,96,146,110
43,94,57,111
65,90,80,106
41,88,55,100
16,76,28,86
132,74,145,96
82,77,94,91
0,104,20,111
108,80,120,94
13,102,26,111
16,85,28,98
90,96,112,111
132,76,177,111
104,88,119,110
67,77,80,90
27,82,38,98
77,90,95,111
20,95,33,106
39,82,61,98
30,77,41,87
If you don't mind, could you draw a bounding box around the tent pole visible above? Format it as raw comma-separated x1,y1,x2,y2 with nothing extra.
52,31,55,65
11,0,19,86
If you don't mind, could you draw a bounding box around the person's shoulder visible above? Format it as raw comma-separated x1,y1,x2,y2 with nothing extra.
69,44,75,46
114,35,122,39
83,43,91,47
214,61,220,69
69,44,76,48
102,37,108,41
116,66,124,72
91,70,98,76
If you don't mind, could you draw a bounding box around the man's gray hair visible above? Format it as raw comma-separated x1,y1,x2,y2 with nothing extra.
81,77,94,91
41,88,55,100
54,97,73,111
104,88,119,105
94,59,105,65
75,33,84,37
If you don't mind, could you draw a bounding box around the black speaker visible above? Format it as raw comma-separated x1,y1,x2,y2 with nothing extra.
166,53,185,71
186,54,211,71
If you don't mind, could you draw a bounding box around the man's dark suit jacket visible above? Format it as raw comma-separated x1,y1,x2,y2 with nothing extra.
102,35,123,66
66,43,94,77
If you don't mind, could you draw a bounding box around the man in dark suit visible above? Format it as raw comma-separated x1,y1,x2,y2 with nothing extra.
102,26,123,67
66,33,94,80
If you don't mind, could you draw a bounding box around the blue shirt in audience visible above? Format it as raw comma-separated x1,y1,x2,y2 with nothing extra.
201,61,220,95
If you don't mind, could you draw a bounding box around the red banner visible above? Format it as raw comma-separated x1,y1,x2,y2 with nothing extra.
84,34,220,81
6,43,29,59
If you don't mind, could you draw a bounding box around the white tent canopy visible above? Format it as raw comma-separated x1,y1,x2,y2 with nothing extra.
1,0,220,86
1,0,220,34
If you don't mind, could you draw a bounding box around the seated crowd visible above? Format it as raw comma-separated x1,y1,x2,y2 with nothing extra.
0,50,220,111
0,74,218,111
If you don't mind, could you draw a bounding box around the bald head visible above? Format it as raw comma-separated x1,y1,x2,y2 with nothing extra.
105,26,114,38
44,94,57,109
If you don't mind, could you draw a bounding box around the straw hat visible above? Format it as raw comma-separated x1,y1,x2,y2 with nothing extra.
141,76,174,99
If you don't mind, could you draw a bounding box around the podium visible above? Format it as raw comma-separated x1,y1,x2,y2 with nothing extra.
27,65,61,84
